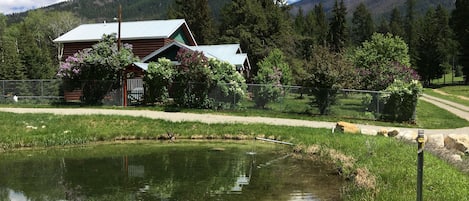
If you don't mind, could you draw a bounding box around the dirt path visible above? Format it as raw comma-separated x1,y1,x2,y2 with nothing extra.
433,89,469,101
0,107,467,136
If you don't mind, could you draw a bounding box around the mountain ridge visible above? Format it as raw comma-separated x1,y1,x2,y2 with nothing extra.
6,0,456,24
290,0,455,19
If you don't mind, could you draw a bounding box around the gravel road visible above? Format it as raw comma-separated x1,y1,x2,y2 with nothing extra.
0,105,467,136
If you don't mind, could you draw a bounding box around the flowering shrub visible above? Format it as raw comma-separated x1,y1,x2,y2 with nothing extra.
252,49,291,109
209,59,247,108
353,33,419,90
57,34,138,104
57,49,88,90
144,58,175,103
381,80,423,122
172,48,214,108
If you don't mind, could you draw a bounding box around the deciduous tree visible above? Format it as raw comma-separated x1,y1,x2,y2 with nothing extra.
304,46,357,115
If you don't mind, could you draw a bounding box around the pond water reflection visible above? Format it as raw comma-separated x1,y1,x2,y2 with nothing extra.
0,142,343,201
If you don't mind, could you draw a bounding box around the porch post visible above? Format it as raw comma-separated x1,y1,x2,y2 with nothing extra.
123,72,127,107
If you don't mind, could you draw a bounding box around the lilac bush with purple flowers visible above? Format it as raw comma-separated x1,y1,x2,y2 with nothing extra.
57,34,138,104
353,33,420,90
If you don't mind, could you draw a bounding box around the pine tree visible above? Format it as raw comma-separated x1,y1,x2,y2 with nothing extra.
376,18,390,34
313,3,329,46
293,7,305,35
351,3,374,46
219,0,294,77
389,8,405,38
416,9,444,84
328,0,348,52
404,0,418,67
435,5,458,76
451,0,469,84
18,23,54,79
0,23,25,80
416,5,456,85
169,0,216,45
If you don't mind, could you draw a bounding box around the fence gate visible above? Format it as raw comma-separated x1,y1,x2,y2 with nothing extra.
127,78,144,105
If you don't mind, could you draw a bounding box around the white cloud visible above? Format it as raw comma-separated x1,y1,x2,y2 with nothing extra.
0,0,67,15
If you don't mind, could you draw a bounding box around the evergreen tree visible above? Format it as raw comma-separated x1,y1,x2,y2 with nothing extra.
18,23,54,79
404,0,418,67
293,7,305,35
376,18,390,34
451,0,469,84
313,3,329,46
328,0,348,52
416,9,445,85
389,8,405,38
0,24,25,80
351,3,374,46
169,0,216,44
435,5,458,79
219,0,294,77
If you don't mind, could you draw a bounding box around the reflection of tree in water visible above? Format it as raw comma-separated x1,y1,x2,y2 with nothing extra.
0,188,8,200
0,145,341,201
0,159,67,200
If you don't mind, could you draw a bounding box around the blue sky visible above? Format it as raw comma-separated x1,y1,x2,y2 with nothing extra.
0,0,67,15
287,0,302,4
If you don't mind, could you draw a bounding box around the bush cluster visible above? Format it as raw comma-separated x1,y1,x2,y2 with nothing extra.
380,80,423,122
144,49,246,109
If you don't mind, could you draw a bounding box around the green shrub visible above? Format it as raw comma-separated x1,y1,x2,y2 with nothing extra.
209,59,247,109
381,80,423,122
172,49,213,108
144,59,175,104
252,49,290,109
303,46,357,115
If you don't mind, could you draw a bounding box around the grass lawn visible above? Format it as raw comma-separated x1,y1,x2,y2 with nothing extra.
1,91,468,129
438,85,469,97
416,99,469,128
0,111,468,200
431,73,464,85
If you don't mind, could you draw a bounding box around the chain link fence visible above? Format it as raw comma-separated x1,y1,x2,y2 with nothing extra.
1,79,392,120
1,80,63,104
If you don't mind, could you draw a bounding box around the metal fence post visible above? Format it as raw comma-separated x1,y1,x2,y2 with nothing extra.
416,130,425,201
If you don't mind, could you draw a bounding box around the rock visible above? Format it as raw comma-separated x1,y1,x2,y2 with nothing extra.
377,129,388,137
427,134,445,148
360,128,377,136
387,130,399,137
190,135,204,139
397,130,418,142
335,121,360,134
444,134,469,153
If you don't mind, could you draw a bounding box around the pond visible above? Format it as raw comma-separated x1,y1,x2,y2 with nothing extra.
0,142,343,201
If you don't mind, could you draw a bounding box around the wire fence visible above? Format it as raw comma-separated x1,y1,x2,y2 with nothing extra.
1,79,391,120
1,80,63,104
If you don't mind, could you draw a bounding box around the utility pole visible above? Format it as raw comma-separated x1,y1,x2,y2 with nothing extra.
118,4,122,51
